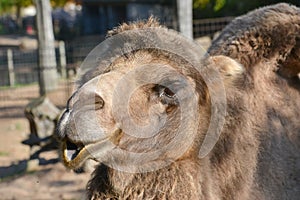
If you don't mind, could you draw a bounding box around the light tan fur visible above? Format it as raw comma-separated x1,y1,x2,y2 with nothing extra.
57,3,300,200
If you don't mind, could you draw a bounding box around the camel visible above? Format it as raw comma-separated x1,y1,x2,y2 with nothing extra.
56,3,300,199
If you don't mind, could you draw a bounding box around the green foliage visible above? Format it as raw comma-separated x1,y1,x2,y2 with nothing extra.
214,0,226,11
0,0,33,10
193,0,300,19
50,0,68,8
15,0,33,7
0,0,15,13
0,0,33,15
193,0,210,9
0,0,70,15
193,0,226,11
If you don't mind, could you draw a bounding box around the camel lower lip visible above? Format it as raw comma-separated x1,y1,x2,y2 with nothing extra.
62,128,123,169
62,139,112,169
65,140,84,160
62,139,90,169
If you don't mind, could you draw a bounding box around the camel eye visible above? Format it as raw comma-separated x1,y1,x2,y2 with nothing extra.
160,87,176,98
156,86,178,105
94,93,104,110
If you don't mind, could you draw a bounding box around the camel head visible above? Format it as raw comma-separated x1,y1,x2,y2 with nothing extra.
56,20,244,173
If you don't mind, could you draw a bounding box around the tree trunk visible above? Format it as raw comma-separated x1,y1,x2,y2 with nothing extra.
35,0,58,95
16,4,22,30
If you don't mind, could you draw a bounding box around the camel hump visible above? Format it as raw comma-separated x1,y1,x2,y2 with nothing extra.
208,3,300,78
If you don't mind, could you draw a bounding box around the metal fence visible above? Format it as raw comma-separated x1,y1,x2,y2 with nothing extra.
0,36,105,87
0,50,39,86
193,16,234,38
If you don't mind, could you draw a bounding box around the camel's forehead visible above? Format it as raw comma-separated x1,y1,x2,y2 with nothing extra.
78,50,191,88
79,51,146,80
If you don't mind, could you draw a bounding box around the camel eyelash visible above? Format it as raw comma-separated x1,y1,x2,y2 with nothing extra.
154,85,179,105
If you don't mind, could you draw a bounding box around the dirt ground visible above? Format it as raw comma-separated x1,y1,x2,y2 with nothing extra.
0,82,91,200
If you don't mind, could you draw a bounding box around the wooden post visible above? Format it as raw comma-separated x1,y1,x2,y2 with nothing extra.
59,41,67,79
177,0,193,39
7,49,15,87
35,0,58,96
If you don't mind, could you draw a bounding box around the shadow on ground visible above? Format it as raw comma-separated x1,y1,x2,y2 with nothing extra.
0,156,59,180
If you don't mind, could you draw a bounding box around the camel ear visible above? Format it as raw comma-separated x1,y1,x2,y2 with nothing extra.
277,42,300,78
210,55,244,84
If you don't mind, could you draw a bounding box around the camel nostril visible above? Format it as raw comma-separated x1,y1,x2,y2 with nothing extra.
56,109,70,139
95,93,104,110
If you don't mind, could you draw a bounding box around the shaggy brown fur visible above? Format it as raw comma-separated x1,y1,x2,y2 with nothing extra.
208,3,300,78
106,16,161,38
57,3,300,200
208,3,300,199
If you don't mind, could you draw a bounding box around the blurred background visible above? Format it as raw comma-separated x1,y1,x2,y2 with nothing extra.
0,0,299,199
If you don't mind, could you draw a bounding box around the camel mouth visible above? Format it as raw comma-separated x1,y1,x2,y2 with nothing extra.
62,139,90,169
65,140,84,160
62,128,123,169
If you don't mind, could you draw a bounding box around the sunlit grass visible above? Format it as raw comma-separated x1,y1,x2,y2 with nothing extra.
0,151,9,156
0,82,38,90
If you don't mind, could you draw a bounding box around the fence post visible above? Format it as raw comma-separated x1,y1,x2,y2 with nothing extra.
7,49,15,87
177,0,193,39
59,41,67,79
